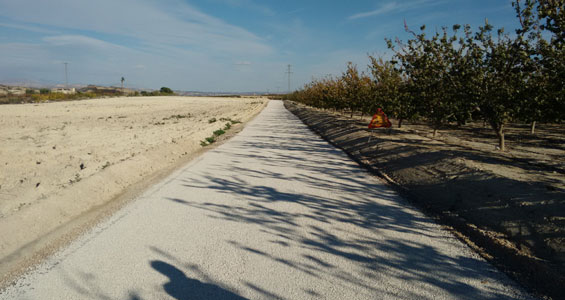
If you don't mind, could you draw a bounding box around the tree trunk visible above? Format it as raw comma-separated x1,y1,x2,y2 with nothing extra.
496,124,505,151
530,121,536,135
398,118,403,128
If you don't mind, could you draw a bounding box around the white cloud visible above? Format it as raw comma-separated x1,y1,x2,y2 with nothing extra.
0,22,59,34
349,3,399,20
348,0,447,20
208,0,275,16
42,35,124,50
0,0,273,56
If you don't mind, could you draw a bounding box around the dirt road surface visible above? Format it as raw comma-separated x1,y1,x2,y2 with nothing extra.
0,101,535,299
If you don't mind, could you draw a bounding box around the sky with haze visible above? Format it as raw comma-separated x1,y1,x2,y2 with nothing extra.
0,0,520,92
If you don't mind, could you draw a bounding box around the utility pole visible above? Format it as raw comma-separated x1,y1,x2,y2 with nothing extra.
285,64,293,93
64,62,69,88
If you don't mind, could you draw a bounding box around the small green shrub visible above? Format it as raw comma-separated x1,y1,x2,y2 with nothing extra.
205,136,216,144
163,113,190,121
213,129,225,136
224,122,231,130
208,118,217,123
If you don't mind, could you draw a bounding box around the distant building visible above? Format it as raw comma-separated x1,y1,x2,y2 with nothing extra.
51,88,76,94
7,88,26,95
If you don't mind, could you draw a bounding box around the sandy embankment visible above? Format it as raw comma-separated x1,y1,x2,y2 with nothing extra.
0,96,267,283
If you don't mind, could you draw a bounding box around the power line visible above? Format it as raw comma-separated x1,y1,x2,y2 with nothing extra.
285,64,293,93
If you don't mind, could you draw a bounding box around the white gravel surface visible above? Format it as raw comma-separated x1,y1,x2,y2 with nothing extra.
0,101,535,300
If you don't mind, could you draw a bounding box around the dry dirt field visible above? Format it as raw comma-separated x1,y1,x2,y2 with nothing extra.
0,96,267,283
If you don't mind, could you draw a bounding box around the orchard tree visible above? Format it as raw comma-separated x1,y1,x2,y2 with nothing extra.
466,20,529,150
514,0,564,132
341,63,372,117
323,76,347,112
368,55,416,127
388,24,472,137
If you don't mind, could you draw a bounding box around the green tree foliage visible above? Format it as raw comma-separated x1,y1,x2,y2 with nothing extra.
160,87,174,94
368,56,415,127
388,24,477,136
514,0,564,132
341,63,373,117
466,21,529,150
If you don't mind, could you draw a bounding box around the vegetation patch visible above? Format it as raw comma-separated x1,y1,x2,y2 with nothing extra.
200,118,241,147
213,129,225,136
139,87,175,97
163,113,191,121
218,117,241,125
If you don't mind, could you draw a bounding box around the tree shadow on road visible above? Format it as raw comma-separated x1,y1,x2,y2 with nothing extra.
157,108,531,299
150,260,248,300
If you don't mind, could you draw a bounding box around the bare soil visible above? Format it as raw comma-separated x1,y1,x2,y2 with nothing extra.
0,96,267,286
285,101,564,300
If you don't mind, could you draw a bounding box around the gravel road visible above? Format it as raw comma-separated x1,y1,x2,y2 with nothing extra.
0,101,535,300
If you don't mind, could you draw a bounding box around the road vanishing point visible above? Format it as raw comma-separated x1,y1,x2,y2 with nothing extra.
1,101,535,300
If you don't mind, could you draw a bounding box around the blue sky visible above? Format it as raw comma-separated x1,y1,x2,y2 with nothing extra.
0,0,519,92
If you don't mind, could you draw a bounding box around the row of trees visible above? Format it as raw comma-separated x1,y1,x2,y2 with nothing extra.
287,0,563,150
137,87,175,96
